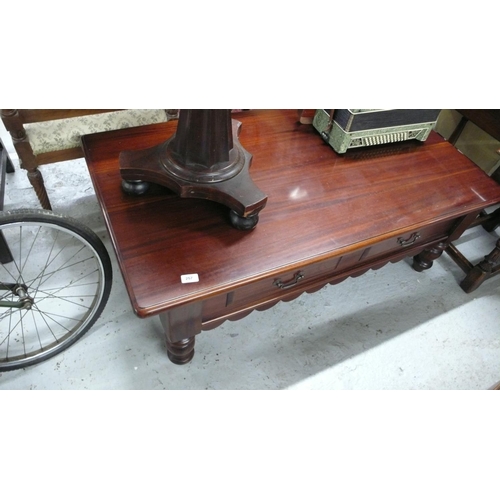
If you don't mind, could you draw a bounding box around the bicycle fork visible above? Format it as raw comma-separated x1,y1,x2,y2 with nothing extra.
0,283,33,310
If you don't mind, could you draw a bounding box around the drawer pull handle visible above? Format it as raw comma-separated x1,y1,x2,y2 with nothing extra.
274,271,305,289
398,232,421,247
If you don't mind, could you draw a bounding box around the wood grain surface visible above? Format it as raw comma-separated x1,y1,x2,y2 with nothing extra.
82,110,500,317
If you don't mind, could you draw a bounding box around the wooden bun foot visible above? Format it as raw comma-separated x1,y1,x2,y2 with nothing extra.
121,179,150,196
166,337,195,365
229,210,259,230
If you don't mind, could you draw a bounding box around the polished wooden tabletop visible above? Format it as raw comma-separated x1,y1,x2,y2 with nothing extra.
82,110,500,317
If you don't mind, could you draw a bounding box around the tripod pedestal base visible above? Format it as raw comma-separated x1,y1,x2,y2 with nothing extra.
119,118,267,230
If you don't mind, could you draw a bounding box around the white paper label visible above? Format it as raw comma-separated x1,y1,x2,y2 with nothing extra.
181,273,199,284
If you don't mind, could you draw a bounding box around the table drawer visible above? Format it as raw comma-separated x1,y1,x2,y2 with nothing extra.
202,217,457,323
355,218,456,263
201,254,354,323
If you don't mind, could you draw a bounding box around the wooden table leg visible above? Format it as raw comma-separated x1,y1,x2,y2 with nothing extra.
481,206,500,232
159,303,203,364
460,238,500,293
412,241,448,272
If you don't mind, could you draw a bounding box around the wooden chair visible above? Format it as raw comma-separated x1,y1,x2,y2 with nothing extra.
1,109,177,210
443,110,500,292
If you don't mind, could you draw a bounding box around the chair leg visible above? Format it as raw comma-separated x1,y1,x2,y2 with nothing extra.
1,110,51,210
26,167,52,210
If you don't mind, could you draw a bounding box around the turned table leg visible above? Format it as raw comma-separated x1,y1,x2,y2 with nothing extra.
165,337,195,365
412,241,448,272
159,303,203,365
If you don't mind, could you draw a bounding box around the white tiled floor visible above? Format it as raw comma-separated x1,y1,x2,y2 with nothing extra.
1,154,499,390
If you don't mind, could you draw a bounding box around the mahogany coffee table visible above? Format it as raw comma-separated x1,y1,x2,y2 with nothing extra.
81,110,500,365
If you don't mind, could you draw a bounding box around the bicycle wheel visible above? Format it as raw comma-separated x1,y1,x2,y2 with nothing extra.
0,209,112,371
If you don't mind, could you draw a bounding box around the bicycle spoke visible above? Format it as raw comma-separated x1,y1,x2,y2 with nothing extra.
0,309,12,321
30,307,45,353
21,309,27,358
0,211,111,370
35,259,100,296
35,240,88,293
5,309,13,360
27,253,95,289
32,304,85,327
0,308,25,347
1,309,26,360
34,303,75,338
34,296,95,313
19,225,43,280
28,274,100,312
26,229,68,299
1,258,20,284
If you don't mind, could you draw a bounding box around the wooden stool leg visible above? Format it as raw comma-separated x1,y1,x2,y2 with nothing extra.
460,239,500,293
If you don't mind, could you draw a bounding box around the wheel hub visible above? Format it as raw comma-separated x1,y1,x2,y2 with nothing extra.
14,284,34,310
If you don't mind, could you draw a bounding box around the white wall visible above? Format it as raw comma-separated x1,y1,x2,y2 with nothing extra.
0,119,18,160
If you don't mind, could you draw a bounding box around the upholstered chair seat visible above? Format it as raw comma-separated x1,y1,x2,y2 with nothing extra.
25,109,168,155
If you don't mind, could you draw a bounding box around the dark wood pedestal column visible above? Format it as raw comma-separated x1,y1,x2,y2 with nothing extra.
119,110,267,230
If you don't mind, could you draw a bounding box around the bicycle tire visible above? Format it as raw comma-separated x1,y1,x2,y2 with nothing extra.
0,209,112,371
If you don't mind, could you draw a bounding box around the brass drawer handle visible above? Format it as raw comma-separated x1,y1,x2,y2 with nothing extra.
273,271,305,289
398,232,421,247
